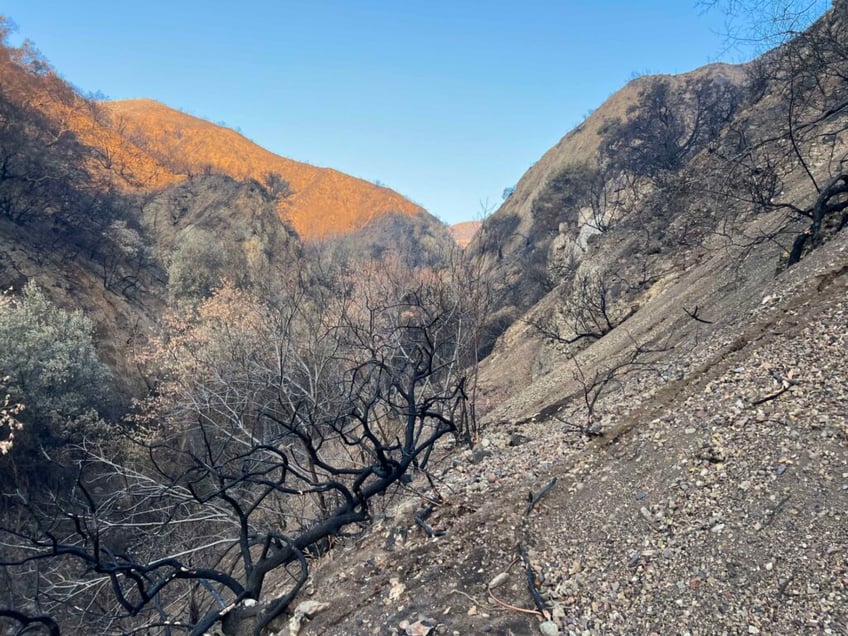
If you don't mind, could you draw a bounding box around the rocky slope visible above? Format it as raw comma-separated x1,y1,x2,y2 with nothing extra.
282,6,848,634
465,63,748,346
299,230,847,635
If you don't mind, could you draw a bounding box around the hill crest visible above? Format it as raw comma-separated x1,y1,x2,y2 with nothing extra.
101,98,429,239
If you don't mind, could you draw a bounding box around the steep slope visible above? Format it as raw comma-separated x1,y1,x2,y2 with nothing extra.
0,37,179,194
300,230,848,635
0,24,444,401
467,15,848,389
0,175,299,398
102,99,431,239
290,6,848,634
1,23,451,272
467,63,747,333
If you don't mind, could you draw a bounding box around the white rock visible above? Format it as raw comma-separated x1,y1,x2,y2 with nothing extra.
539,620,560,636
389,577,406,601
488,572,510,589
289,600,331,636
294,600,330,618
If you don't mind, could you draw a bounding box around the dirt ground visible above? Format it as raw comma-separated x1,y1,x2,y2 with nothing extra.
276,231,848,636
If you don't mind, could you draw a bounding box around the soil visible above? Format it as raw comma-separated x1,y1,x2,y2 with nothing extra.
277,231,847,636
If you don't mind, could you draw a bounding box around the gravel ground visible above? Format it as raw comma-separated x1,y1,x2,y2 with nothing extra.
282,234,847,636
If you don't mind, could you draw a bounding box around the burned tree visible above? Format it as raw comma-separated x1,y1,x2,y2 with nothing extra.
699,0,848,264
601,75,742,183
543,163,636,236
526,268,639,349
0,265,469,635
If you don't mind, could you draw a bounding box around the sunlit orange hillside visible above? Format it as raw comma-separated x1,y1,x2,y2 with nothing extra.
449,221,481,248
0,40,179,192
101,99,427,238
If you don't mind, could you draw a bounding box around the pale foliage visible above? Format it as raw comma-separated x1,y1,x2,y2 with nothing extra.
0,282,110,445
0,381,24,454
166,228,229,303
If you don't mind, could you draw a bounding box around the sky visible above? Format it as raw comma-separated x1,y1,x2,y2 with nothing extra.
3,1,769,224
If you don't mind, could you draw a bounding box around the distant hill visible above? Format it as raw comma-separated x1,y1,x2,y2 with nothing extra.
449,220,481,248
102,99,429,239
0,25,449,249
0,29,457,397
0,34,300,391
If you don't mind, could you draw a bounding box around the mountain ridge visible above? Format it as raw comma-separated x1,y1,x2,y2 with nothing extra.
101,98,433,239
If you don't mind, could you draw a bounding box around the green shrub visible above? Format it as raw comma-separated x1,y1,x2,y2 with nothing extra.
0,281,110,448
167,229,227,303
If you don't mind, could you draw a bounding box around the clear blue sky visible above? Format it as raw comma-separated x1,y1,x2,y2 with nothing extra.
4,1,768,224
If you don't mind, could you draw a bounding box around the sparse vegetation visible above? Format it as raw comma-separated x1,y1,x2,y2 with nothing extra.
700,0,848,264
0,265,470,635
262,171,292,200
97,219,151,296
167,228,240,303
1,3,847,634
600,75,742,181
527,269,639,347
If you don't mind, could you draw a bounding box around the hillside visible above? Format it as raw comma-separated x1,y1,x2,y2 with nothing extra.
0,35,299,396
300,228,848,636
1,5,847,636
466,62,748,338
282,4,848,634
102,99,432,239
0,27,445,397
449,220,482,248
